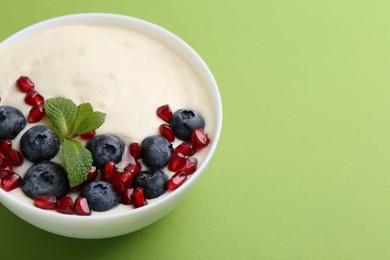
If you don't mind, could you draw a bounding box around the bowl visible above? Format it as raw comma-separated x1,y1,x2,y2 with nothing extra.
0,13,222,239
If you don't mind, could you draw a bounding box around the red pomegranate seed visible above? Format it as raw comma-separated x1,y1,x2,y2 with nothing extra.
131,187,147,208
121,188,133,205
0,139,12,153
112,171,134,194
74,197,92,216
191,128,210,149
27,105,45,123
16,76,35,93
175,141,196,156
87,166,97,182
34,195,57,210
124,161,141,174
6,148,23,166
25,90,44,106
129,142,141,159
0,164,13,179
159,124,175,142
80,130,96,140
56,196,74,214
0,172,21,191
168,151,186,172
167,172,187,191
178,156,198,175
0,153,4,167
156,104,172,122
102,161,116,183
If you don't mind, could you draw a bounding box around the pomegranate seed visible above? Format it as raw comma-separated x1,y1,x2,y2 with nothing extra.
25,90,44,106
191,128,210,149
0,172,21,191
129,142,141,160
131,187,147,208
167,172,187,191
159,124,175,142
56,196,74,214
0,164,13,179
87,166,97,182
112,171,134,194
27,105,45,123
168,151,186,172
0,139,12,153
74,197,91,216
6,149,23,166
178,156,198,175
121,188,133,205
175,141,196,156
34,195,57,210
102,161,116,183
16,76,35,92
124,161,141,174
80,130,96,140
156,104,172,122
0,153,4,167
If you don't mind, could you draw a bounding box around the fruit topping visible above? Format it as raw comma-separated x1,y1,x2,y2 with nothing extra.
27,105,45,123
174,141,196,156
25,90,44,106
21,162,70,199
5,148,23,166
80,181,119,212
56,195,74,214
170,109,205,141
1,172,22,191
112,171,134,194
168,151,186,172
159,124,175,142
191,128,210,149
166,172,187,191
16,76,35,93
102,161,116,183
124,161,141,174
131,187,147,208
0,106,27,140
140,135,173,169
20,125,60,163
132,170,168,199
80,130,96,140
74,197,91,216
156,104,172,123
121,188,133,205
86,134,125,169
129,142,141,160
0,139,12,152
178,156,198,175
34,195,57,210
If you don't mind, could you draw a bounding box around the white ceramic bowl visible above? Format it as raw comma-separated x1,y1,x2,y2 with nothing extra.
0,13,222,239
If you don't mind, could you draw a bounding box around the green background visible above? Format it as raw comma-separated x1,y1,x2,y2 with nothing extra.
1,0,390,259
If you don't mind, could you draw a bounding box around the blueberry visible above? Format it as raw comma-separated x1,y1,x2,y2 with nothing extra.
22,162,69,199
20,125,60,163
141,135,173,169
80,181,119,212
86,134,125,169
0,106,26,140
132,170,168,199
170,109,205,141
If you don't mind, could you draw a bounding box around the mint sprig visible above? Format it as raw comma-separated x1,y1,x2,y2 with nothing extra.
44,98,106,187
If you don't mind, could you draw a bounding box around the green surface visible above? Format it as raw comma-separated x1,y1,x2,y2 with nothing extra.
1,0,390,259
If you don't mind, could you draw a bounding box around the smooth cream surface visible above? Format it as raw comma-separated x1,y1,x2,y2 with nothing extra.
0,25,213,215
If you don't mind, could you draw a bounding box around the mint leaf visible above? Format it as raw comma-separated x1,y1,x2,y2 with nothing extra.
44,98,77,139
71,103,106,136
62,139,93,187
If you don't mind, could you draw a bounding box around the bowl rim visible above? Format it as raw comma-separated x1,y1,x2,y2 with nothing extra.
0,13,223,220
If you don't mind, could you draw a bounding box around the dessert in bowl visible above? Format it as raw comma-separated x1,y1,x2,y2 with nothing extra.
0,13,222,238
